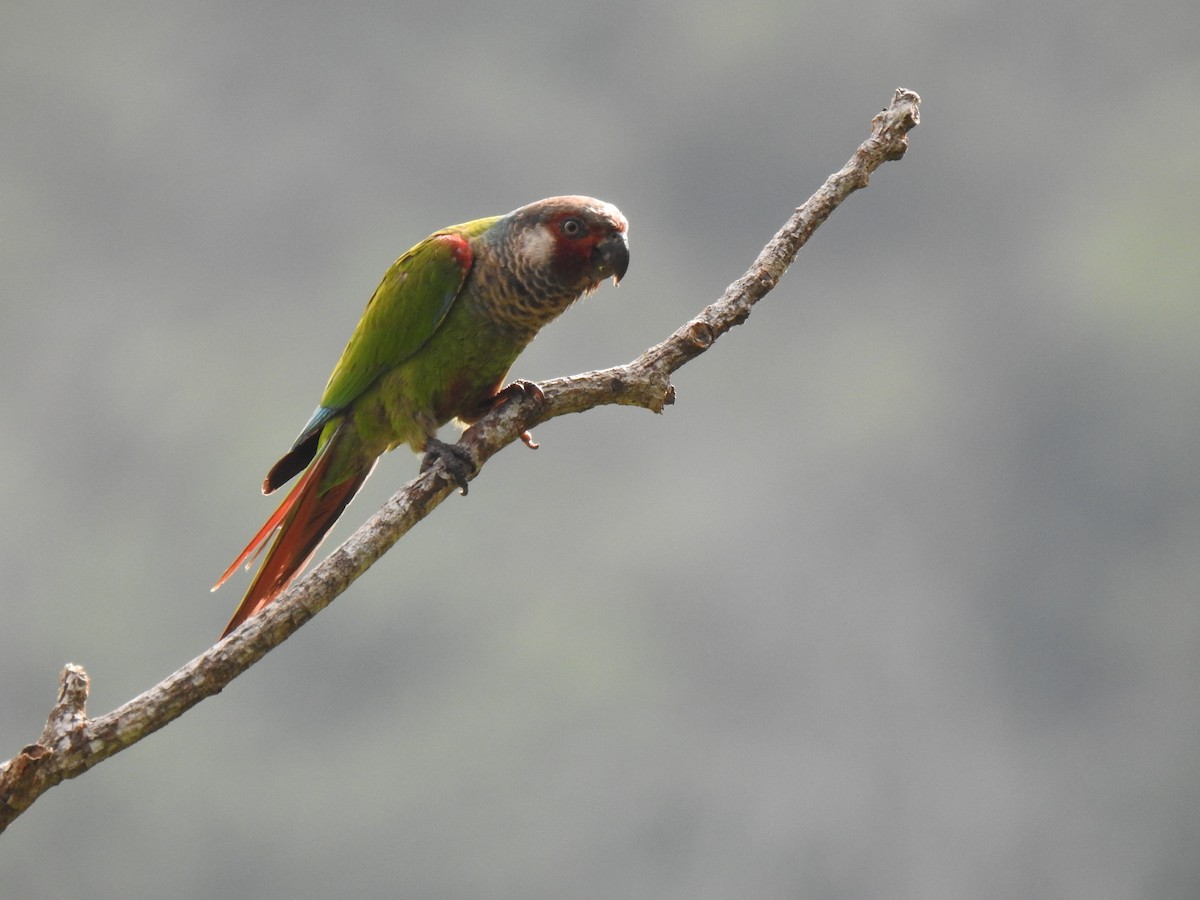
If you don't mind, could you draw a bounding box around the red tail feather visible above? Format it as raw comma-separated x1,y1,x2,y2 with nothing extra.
216,431,370,637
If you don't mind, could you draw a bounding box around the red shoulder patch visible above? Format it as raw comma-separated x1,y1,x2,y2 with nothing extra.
433,232,474,271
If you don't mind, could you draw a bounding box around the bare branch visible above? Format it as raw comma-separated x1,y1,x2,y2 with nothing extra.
0,88,920,834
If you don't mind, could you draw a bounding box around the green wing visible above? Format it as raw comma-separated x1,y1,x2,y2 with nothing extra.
294,217,500,444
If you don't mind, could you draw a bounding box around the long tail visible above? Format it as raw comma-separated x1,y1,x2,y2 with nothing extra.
214,430,371,638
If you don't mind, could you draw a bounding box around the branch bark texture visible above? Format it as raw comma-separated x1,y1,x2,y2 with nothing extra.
0,89,920,834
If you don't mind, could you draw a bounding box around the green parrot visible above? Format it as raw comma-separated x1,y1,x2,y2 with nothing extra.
213,196,629,636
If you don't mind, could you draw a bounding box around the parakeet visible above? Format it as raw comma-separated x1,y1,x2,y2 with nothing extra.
213,196,629,637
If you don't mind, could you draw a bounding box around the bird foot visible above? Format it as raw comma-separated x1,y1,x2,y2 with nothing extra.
420,437,476,495
496,380,544,450
496,379,545,404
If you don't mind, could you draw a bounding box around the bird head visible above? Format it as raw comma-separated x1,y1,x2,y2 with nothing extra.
508,195,630,295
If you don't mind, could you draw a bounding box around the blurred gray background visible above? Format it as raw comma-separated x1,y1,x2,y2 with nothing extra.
3,1,1198,897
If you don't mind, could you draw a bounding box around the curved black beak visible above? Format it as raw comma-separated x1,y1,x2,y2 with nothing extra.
596,231,630,284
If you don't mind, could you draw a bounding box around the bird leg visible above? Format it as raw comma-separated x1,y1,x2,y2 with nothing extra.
421,437,476,496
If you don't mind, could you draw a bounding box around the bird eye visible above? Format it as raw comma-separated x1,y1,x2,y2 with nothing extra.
560,217,586,238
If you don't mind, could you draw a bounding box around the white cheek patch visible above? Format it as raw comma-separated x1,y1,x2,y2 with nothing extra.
517,223,557,265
